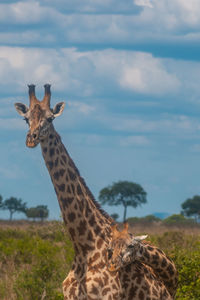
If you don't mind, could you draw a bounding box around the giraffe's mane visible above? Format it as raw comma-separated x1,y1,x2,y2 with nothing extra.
80,174,113,222
56,131,113,223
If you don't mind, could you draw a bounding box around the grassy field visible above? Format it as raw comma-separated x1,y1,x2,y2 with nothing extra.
0,220,199,300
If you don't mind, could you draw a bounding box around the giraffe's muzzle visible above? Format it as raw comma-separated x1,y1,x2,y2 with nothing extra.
107,262,119,272
26,131,40,148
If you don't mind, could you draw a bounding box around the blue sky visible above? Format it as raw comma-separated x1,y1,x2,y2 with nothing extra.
1,0,200,221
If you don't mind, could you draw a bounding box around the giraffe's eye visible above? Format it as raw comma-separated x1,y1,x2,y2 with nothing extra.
23,117,29,125
107,248,113,260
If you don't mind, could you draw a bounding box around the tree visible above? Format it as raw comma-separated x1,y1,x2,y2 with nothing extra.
181,195,200,222
99,181,147,222
25,207,39,221
26,205,49,222
110,213,119,221
2,197,27,221
36,205,49,222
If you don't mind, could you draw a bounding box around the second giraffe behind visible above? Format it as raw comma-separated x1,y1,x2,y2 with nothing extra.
106,223,178,299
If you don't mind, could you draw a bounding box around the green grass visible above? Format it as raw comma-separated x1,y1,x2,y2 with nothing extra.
150,231,200,300
0,221,199,299
0,221,74,300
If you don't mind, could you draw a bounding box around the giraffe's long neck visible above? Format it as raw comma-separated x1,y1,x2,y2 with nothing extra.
40,126,112,256
137,243,178,297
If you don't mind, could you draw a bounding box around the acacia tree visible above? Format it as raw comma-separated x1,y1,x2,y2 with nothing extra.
26,205,49,222
99,181,147,222
36,205,49,222
2,197,27,221
181,195,200,222
25,207,39,221
110,213,119,221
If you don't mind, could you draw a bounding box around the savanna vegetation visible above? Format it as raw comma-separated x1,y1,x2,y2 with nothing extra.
0,195,49,222
0,220,199,300
0,221,73,300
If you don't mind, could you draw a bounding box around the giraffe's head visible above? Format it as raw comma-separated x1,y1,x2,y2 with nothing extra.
106,223,147,272
15,84,65,148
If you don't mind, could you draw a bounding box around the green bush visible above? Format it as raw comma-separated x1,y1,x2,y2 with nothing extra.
149,231,200,300
14,238,65,299
162,214,196,227
127,214,161,224
0,222,74,300
175,239,200,299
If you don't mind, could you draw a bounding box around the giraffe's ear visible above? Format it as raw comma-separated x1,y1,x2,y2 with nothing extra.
15,103,29,116
53,102,65,118
134,235,148,242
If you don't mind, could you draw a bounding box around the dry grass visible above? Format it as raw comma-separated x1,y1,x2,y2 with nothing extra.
118,221,200,236
1,219,199,233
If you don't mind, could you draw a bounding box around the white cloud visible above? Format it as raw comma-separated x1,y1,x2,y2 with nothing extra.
11,1,43,23
0,31,55,46
0,47,183,97
1,46,200,111
166,0,200,28
68,101,95,115
136,0,200,33
41,0,140,14
120,52,180,95
84,49,182,96
0,1,61,25
60,0,200,43
104,114,200,137
134,0,153,8
0,0,200,47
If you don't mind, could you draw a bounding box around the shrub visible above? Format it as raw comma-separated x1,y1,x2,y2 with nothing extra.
174,238,200,299
0,222,74,300
14,238,65,299
149,231,200,300
127,214,161,225
162,214,196,227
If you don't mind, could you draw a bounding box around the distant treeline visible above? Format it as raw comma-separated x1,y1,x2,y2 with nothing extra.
0,195,49,221
126,214,200,227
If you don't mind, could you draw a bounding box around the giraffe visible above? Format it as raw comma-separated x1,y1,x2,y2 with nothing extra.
15,84,175,299
106,223,178,299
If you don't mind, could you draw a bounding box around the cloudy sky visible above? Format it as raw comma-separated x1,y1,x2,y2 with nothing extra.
1,0,200,221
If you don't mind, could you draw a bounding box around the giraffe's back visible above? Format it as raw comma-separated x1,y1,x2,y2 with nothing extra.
119,262,173,300
63,261,173,300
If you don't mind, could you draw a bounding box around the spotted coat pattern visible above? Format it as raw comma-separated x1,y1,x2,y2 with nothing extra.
106,224,178,299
